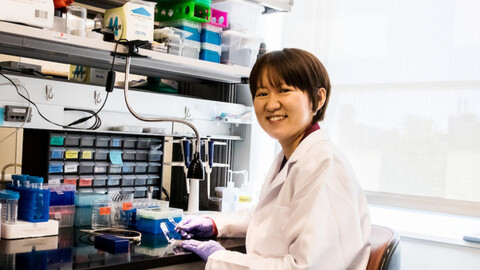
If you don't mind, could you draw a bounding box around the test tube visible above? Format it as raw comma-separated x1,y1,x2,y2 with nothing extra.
28,176,44,189
0,190,20,224
12,174,28,187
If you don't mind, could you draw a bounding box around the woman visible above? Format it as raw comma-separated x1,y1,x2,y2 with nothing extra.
178,48,371,270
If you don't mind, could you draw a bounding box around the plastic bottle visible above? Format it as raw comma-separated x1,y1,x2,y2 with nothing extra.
0,190,20,224
221,181,238,213
28,176,44,189
237,181,253,210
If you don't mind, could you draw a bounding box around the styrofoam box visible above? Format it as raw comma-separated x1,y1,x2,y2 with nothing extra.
211,0,264,34
1,220,59,240
221,30,262,68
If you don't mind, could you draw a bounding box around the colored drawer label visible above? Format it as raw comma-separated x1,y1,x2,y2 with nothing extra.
109,150,123,165
65,150,78,159
49,165,63,173
64,163,77,173
82,151,93,159
64,179,77,185
51,137,64,145
79,179,92,186
49,178,62,184
112,138,121,147
51,151,63,159
122,202,133,211
99,207,111,215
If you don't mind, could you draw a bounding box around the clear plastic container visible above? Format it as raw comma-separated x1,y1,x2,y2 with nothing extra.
80,148,95,160
123,149,136,161
0,190,19,224
135,150,149,161
134,187,148,198
64,134,81,146
79,175,94,187
93,175,108,186
78,161,95,174
147,162,161,173
135,175,148,186
75,192,109,207
122,162,135,173
108,164,123,174
108,175,121,186
148,150,163,161
95,136,110,147
80,135,95,147
94,149,109,160
45,183,76,206
94,162,109,173
221,30,262,68
121,175,135,186
147,175,160,185
50,147,65,159
135,162,148,174
137,138,151,149
123,137,137,148
91,199,112,229
109,137,123,148
49,205,75,227
64,161,79,174
211,0,263,34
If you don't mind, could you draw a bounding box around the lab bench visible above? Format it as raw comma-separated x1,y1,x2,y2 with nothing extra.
0,227,246,270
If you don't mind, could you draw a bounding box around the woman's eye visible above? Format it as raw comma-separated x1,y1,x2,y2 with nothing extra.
280,88,291,93
256,92,267,97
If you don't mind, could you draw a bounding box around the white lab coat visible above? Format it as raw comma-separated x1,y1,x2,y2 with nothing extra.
206,129,371,270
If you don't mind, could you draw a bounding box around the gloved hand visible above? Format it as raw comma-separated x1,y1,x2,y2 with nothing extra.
182,239,225,261
176,215,215,239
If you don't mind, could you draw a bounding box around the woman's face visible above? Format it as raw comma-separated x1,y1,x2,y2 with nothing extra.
253,73,316,147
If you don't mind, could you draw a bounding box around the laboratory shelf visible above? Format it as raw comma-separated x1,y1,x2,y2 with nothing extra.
0,21,250,83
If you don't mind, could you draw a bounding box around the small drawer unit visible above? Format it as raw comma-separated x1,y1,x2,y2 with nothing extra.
108,163,122,174
109,137,123,148
147,175,160,185
148,162,162,173
80,135,95,147
64,134,81,146
121,175,135,186
94,162,109,174
78,175,94,187
78,161,95,174
94,149,109,160
93,175,108,187
123,137,137,148
63,175,78,186
135,175,148,186
135,162,148,174
80,148,94,160
49,161,64,173
64,161,79,174
108,175,121,186
64,148,80,160
95,136,110,148
48,175,63,184
148,150,163,161
50,133,65,146
122,162,136,173
123,149,136,161
135,150,149,161
50,147,65,159
134,187,148,198
137,138,151,149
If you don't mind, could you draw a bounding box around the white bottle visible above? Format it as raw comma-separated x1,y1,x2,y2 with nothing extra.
221,181,237,213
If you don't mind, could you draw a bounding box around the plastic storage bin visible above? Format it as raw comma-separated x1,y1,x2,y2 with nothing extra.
80,148,94,160
135,162,148,173
134,187,148,198
108,164,122,174
94,149,109,160
121,175,135,186
135,150,149,161
135,175,148,186
49,205,75,227
50,133,65,146
94,162,108,173
123,149,136,161
65,134,81,146
107,187,121,194
122,162,135,173
211,0,263,34
200,24,222,45
50,147,65,159
108,175,121,186
109,137,123,148
78,162,95,174
123,137,137,148
63,175,78,186
95,136,110,147
48,175,63,184
80,135,95,147
45,184,76,206
49,161,64,173
137,138,151,149
156,1,211,23
221,30,262,67
93,175,107,187
183,40,201,59
79,176,93,187
147,175,160,185
200,42,221,63
148,162,162,173
64,161,79,174
209,8,229,28
64,148,79,159
148,150,163,161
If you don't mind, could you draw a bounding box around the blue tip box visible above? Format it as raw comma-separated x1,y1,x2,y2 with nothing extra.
94,234,129,254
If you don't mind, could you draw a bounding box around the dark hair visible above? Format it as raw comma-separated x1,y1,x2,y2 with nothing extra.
249,48,331,122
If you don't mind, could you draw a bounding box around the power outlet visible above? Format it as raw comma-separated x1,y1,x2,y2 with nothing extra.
4,105,32,122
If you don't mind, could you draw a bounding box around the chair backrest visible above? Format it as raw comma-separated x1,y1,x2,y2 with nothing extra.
366,225,401,270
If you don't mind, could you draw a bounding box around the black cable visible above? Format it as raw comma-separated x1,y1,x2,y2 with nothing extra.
0,72,102,130
162,186,170,201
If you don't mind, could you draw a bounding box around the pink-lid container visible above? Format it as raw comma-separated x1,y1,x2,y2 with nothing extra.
208,8,228,28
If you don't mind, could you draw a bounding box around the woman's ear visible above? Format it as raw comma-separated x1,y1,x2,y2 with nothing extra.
316,88,327,113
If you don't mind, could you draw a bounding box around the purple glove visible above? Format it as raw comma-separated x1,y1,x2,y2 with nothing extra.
182,240,225,261
176,216,215,239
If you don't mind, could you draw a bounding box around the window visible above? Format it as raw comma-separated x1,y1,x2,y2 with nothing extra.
261,0,480,211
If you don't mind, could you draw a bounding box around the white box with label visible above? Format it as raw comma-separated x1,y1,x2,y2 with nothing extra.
0,0,54,28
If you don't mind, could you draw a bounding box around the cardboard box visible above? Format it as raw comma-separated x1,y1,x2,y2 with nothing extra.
0,0,54,28
104,0,155,42
69,65,107,85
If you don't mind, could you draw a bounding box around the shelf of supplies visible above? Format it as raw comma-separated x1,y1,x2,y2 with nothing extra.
75,0,293,14
0,21,250,83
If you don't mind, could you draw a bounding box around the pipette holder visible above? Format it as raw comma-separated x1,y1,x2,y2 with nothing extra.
7,185,50,222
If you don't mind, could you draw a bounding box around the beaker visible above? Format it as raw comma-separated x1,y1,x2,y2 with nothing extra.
91,199,111,229
66,5,87,37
